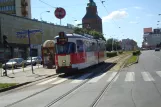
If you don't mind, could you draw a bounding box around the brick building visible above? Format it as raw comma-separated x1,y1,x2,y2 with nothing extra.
82,0,102,33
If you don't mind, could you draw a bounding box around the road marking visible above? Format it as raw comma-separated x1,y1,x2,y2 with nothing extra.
88,72,106,83
107,72,117,82
52,76,74,85
37,78,58,85
113,74,119,82
156,71,161,77
125,72,135,82
71,73,92,83
141,72,154,81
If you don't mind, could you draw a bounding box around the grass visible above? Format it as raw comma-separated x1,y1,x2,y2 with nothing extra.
125,55,138,66
0,83,18,90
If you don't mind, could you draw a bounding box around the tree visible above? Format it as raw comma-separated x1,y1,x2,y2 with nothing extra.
106,38,121,51
73,27,106,41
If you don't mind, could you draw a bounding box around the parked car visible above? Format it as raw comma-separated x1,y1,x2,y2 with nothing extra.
26,56,42,66
155,48,160,51
2,58,27,69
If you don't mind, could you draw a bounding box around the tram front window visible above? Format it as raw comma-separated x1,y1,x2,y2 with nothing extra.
56,42,76,54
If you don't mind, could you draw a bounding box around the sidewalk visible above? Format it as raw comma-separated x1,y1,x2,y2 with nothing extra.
0,67,56,84
0,54,128,85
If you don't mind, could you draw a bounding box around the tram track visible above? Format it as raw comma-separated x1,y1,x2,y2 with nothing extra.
44,63,114,107
4,62,111,107
4,54,129,107
90,55,131,107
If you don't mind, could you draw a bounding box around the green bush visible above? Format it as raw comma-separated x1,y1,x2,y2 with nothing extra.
133,50,141,56
106,52,118,57
118,51,123,54
0,63,2,68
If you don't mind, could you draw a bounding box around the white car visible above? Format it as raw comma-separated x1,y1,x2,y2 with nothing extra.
26,56,42,66
2,58,27,69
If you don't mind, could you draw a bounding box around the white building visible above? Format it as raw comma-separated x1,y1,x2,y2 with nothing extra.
121,39,137,51
142,28,161,49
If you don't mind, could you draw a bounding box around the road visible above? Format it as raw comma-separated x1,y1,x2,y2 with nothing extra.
0,50,161,107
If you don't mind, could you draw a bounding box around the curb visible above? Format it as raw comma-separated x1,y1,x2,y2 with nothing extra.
0,73,57,93
126,55,139,67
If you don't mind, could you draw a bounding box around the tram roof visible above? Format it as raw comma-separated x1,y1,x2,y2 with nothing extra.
55,33,105,42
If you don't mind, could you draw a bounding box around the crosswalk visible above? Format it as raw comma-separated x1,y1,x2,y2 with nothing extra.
36,71,161,86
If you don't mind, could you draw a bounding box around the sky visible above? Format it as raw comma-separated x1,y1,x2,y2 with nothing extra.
31,0,161,47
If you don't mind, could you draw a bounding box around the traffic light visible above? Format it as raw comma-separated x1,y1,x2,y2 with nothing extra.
3,35,8,48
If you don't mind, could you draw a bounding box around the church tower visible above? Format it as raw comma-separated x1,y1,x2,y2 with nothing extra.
82,0,102,33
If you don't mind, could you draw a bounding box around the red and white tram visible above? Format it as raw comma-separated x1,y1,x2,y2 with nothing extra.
55,32,106,74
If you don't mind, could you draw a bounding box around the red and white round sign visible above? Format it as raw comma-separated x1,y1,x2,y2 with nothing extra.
54,7,66,19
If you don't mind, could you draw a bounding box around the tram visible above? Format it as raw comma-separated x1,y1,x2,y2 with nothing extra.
54,32,106,74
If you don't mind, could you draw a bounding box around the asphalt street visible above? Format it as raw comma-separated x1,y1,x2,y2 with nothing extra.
96,50,161,107
0,50,161,107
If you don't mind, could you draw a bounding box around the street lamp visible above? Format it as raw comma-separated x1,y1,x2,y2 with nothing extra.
40,11,50,45
40,11,50,21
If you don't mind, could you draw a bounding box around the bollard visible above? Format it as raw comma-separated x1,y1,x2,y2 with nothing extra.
38,61,39,69
0,63,2,76
12,62,14,74
0,68,3,77
22,62,24,72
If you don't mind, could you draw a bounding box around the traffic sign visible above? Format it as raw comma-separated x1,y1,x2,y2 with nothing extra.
54,7,66,19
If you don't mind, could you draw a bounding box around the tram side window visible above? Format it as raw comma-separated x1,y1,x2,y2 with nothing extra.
76,40,84,52
92,42,96,51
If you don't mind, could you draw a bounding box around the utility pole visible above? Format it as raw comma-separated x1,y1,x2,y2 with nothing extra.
112,38,114,51
27,30,34,74
3,35,8,76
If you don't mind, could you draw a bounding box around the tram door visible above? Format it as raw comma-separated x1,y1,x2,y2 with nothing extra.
76,40,86,66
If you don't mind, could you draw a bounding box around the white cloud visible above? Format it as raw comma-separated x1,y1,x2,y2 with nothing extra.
102,10,128,22
129,21,139,24
134,6,143,9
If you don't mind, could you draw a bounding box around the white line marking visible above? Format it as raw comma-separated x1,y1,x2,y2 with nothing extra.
113,74,119,82
88,73,106,83
37,78,58,85
71,73,92,83
125,72,135,82
52,76,74,85
156,71,161,77
107,72,117,82
141,72,154,81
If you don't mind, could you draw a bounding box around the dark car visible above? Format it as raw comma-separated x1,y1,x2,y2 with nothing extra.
155,48,160,51
2,58,27,69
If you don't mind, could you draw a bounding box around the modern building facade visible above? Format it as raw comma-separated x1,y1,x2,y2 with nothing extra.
142,28,161,49
82,0,102,33
0,0,31,18
0,13,74,62
121,39,138,51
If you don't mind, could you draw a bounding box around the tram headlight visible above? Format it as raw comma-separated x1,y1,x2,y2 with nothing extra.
62,60,66,63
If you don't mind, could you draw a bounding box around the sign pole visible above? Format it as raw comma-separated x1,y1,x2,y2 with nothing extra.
27,30,34,74
60,19,61,25
3,47,7,76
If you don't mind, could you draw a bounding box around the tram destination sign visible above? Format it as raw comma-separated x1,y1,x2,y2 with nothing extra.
57,38,68,44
